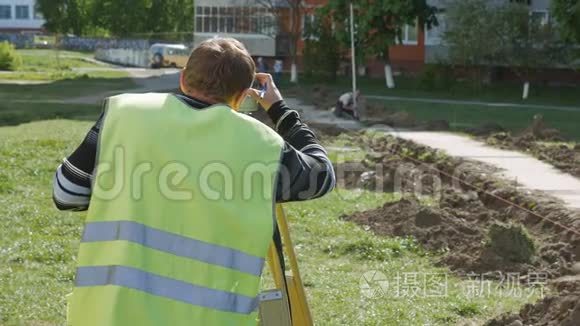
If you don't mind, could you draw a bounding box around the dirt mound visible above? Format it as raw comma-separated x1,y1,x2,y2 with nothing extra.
519,114,564,142
486,132,580,178
340,133,579,277
310,85,341,111
423,119,451,131
486,277,580,326
479,115,580,178
344,190,573,276
359,104,418,128
346,197,484,254
466,122,506,136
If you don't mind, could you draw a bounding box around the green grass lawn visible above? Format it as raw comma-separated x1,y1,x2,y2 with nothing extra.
373,99,580,140
0,77,136,101
1,50,136,126
0,101,102,127
0,49,130,81
279,73,580,140
280,74,580,107
0,76,134,127
0,120,539,325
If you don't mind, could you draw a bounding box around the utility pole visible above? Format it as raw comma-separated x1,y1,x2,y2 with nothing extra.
192,0,196,46
349,2,357,108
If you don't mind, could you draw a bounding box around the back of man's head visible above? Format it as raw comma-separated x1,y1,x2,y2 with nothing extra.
182,38,255,103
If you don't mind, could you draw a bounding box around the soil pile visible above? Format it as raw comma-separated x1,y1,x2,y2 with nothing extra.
479,115,580,178
345,192,575,277
486,132,580,179
338,133,580,277
333,132,580,323
486,276,580,326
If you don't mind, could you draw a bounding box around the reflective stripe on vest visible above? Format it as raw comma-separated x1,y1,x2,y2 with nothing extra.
82,220,265,276
75,265,258,314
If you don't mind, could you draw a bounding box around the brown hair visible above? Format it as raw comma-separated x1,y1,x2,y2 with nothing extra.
183,38,255,102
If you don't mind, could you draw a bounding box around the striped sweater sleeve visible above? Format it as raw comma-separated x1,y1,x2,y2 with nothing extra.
52,113,103,211
268,101,336,202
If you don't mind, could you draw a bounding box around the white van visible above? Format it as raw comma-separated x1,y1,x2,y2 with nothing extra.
149,43,190,68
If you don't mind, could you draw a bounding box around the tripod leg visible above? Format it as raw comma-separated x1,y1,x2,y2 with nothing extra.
275,204,314,326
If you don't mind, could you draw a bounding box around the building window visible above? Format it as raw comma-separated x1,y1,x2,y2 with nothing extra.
195,6,275,35
401,20,418,45
15,5,29,19
302,14,318,39
531,10,549,26
0,5,11,19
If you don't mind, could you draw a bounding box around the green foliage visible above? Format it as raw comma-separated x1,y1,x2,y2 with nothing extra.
303,23,341,80
452,302,481,317
444,0,497,68
36,0,194,38
323,236,420,260
487,223,536,264
0,41,22,71
36,0,91,35
418,64,456,91
445,0,571,86
552,0,580,43
91,0,194,38
492,2,572,79
318,0,438,63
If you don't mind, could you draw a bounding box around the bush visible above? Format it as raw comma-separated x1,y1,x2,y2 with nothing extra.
303,24,341,81
0,41,22,71
487,222,536,263
419,64,456,90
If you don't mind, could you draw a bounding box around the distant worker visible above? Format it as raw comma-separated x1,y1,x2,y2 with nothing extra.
273,59,283,86
256,56,268,73
334,90,361,120
53,38,335,326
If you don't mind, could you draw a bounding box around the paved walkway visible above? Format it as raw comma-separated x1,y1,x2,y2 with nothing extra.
291,97,580,210
393,131,580,209
367,95,580,112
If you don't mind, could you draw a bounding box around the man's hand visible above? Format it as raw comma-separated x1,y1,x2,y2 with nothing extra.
247,73,283,111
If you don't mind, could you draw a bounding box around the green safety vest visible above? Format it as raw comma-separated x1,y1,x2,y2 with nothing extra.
67,93,284,326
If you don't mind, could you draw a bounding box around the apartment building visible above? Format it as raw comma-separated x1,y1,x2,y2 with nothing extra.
193,0,281,56
0,0,44,33
193,0,561,76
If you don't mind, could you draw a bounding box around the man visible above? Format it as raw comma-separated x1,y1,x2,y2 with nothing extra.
256,56,268,73
53,38,335,325
273,58,283,86
334,90,361,120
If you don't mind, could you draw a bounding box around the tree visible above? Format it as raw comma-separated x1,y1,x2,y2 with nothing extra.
318,0,437,88
492,2,570,99
552,0,580,43
90,0,152,37
303,21,341,80
445,0,571,98
444,0,497,88
145,0,195,41
256,0,304,83
36,0,92,35
38,0,194,39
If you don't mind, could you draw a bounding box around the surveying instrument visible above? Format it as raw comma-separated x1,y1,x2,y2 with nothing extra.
259,205,313,326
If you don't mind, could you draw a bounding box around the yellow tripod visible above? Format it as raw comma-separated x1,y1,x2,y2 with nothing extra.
259,205,313,326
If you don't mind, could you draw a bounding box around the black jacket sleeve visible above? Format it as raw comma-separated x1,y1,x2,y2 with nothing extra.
267,101,336,202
